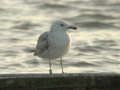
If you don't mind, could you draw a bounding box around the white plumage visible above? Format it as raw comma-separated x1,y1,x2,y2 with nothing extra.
34,20,77,74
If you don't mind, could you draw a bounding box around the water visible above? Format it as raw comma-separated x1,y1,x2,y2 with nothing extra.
0,0,120,74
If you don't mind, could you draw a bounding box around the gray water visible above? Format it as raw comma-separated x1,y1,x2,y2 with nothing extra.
0,0,120,74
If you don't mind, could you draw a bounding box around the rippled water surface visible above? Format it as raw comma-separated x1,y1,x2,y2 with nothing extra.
0,0,120,74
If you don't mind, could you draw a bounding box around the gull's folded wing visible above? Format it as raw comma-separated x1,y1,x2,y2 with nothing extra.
34,32,49,58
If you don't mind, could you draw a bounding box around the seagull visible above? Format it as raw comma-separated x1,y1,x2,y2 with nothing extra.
34,20,77,74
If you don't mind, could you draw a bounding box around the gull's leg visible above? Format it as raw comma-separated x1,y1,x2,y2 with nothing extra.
60,57,64,74
49,58,52,75
48,45,52,75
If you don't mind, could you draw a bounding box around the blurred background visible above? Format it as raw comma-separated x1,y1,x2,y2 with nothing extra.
0,0,120,74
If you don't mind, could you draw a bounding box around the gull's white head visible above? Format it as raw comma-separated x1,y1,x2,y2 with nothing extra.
50,20,77,32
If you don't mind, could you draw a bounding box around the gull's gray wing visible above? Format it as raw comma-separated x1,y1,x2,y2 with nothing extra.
34,32,49,58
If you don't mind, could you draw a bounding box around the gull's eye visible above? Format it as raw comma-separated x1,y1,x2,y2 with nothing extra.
60,24,64,27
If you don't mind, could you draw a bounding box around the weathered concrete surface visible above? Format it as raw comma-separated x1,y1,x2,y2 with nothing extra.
0,73,120,90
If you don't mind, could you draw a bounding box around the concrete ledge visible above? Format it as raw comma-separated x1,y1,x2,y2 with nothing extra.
0,73,120,90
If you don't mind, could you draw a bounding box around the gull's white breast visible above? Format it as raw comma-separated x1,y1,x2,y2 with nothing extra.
48,31,71,59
